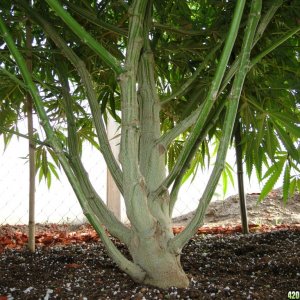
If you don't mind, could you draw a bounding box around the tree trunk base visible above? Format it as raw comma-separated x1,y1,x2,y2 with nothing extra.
129,234,189,289
143,263,189,289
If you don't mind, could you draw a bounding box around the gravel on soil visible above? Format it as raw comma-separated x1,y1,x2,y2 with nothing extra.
0,229,299,300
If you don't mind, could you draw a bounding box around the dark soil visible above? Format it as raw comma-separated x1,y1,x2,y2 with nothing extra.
0,229,299,300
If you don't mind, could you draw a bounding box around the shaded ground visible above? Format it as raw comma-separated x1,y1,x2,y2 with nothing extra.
0,189,299,299
0,230,299,299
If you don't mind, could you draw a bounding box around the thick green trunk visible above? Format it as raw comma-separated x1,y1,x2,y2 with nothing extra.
120,43,187,284
1,0,271,291
129,231,189,288
127,213,188,288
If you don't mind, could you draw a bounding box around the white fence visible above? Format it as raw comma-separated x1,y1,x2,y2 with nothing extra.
0,120,266,225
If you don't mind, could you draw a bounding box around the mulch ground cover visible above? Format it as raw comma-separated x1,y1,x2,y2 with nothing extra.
0,224,299,299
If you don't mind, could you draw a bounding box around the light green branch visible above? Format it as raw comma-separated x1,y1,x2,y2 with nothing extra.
0,67,28,90
161,43,223,105
169,0,262,252
0,53,62,94
250,25,300,66
0,15,88,214
153,22,208,36
157,106,200,149
152,0,246,199
169,101,226,216
62,1,127,37
0,18,57,150
158,0,289,150
16,0,124,194
0,125,50,147
253,0,282,45
45,0,123,74
119,0,156,231
56,60,130,243
0,13,137,274
219,3,297,97
137,0,172,229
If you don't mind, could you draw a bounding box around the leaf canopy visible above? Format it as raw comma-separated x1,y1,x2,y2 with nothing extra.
0,0,299,198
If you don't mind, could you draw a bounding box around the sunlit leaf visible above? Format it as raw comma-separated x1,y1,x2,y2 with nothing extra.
46,171,52,189
48,162,60,181
282,163,290,205
42,149,48,179
269,112,300,138
273,122,299,161
258,157,286,202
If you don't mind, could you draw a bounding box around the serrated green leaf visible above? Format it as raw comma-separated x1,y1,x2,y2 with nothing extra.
47,148,60,167
282,163,290,205
265,122,276,159
48,162,60,180
205,140,211,167
258,158,285,202
38,166,44,183
35,146,42,171
181,152,198,185
297,178,300,193
100,90,109,113
290,160,300,173
269,112,300,138
273,122,299,161
3,133,12,150
245,151,253,180
47,171,52,189
289,178,296,196
225,162,235,187
254,145,263,181
42,149,48,178
200,142,206,167
242,134,254,180
255,114,265,151
190,159,200,184
262,161,279,180
212,138,219,157
81,133,101,151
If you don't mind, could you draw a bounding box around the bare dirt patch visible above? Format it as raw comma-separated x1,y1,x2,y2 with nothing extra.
173,188,300,227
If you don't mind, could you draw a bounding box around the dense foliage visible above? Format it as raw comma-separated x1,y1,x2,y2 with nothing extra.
1,0,300,288
0,1,299,199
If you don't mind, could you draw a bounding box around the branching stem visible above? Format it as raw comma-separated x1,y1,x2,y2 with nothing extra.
152,0,247,199
45,0,123,74
169,0,262,252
